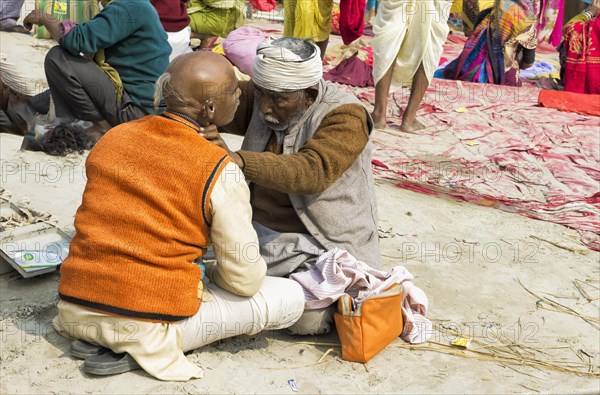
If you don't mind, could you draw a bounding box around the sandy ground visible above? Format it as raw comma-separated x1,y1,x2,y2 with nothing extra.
1,131,599,394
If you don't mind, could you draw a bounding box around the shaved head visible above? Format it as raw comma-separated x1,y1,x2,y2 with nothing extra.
154,52,240,126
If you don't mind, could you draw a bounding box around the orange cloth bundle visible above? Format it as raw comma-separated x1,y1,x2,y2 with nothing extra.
334,283,404,363
538,90,600,117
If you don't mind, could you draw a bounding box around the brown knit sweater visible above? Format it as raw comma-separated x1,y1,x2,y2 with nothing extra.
222,81,369,233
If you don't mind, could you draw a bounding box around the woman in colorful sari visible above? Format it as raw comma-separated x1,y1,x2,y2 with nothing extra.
560,0,600,94
455,0,562,43
437,0,539,86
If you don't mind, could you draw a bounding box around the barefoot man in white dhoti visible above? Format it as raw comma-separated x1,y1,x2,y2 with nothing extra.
370,0,451,131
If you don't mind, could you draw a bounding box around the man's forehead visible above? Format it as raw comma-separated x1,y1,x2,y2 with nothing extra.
254,83,300,96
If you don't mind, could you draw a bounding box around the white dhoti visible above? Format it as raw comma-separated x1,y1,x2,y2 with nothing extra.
370,0,451,89
167,26,193,62
53,277,305,381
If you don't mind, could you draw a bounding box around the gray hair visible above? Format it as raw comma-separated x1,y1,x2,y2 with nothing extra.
270,37,316,60
154,72,186,111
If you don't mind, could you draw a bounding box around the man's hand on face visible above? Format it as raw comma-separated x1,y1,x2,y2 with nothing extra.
199,125,244,170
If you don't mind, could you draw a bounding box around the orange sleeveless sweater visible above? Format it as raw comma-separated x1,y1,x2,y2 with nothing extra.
58,114,231,322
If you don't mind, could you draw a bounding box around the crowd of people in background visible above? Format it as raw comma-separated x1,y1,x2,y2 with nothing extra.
0,0,598,142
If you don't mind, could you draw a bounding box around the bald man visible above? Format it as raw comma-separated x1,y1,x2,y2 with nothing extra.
52,52,305,381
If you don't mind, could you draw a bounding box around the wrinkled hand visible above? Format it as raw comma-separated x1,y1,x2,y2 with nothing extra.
199,125,244,169
23,10,49,31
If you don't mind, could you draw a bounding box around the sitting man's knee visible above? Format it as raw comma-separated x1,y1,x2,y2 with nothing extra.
44,45,67,72
258,277,305,331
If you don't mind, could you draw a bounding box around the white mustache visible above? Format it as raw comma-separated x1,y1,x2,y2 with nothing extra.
262,114,280,124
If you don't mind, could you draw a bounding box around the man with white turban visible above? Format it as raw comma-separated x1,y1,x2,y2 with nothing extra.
205,36,380,275
370,0,451,131
203,37,381,335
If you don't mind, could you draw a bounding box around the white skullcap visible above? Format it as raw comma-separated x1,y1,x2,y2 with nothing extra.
252,39,322,92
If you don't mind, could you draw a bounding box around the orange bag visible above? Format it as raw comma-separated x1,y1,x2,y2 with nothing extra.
334,283,404,363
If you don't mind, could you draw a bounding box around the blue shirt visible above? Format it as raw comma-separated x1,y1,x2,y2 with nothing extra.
61,0,171,113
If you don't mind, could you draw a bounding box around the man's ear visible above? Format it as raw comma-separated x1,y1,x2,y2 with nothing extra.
202,98,216,122
305,86,318,103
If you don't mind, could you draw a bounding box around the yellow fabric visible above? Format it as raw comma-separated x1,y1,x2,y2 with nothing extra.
212,44,225,54
451,0,495,13
93,49,124,103
283,0,333,42
93,0,124,103
188,0,245,36
452,0,495,35
451,0,461,14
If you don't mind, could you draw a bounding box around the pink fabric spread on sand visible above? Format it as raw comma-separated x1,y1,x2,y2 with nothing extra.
363,79,600,250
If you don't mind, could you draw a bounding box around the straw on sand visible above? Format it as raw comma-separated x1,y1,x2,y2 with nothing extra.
263,279,598,376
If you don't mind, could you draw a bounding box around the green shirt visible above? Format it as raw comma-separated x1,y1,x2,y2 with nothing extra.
61,0,171,113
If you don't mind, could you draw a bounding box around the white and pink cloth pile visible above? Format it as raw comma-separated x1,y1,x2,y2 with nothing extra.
290,248,432,344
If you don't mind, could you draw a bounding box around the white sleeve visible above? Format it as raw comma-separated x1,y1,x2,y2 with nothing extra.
206,161,267,297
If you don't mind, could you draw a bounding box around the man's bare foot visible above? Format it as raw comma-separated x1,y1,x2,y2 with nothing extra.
400,118,425,132
371,110,387,129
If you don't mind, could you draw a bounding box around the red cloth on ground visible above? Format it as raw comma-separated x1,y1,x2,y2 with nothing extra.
564,17,600,94
323,56,373,87
150,0,189,32
360,46,373,67
538,90,600,117
339,0,366,45
248,0,276,11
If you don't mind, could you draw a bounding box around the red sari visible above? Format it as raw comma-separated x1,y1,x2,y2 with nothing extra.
564,17,600,94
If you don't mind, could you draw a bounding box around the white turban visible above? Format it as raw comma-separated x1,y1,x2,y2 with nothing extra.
252,40,323,92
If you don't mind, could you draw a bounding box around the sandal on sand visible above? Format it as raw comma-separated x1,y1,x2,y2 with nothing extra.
0,22,29,34
83,351,141,376
70,340,107,359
